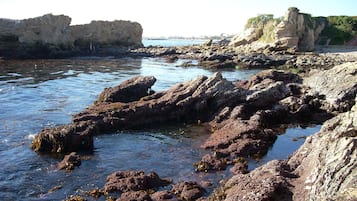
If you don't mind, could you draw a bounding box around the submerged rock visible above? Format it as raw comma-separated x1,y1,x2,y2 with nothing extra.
58,152,81,170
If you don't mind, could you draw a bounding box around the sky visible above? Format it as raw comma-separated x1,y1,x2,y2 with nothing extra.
0,0,356,37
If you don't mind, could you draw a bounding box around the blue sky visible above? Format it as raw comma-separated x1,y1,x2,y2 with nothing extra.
0,0,356,37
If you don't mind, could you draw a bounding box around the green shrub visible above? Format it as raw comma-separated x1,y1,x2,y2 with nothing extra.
320,16,357,45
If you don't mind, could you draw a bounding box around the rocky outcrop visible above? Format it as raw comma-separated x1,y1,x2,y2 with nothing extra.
31,72,248,153
104,170,171,193
274,7,326,51
70,20,143,53
229,7,327,51
96,76,156,103
0,14,143,58
211,96,357,201
304,61,357,112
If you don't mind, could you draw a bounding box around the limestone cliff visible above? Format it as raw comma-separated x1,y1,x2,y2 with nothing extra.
0,14,143,58
229,7,327,51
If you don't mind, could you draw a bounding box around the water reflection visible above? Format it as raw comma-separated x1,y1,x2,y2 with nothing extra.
0,57,260,200
0,58,143,85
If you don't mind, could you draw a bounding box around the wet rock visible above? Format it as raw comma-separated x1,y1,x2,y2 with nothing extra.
64,195,86,201
194,154,227,172
172,181,206,201
104,170,171,193
96,76,156,103
58,152,81,170
32,72,248,153
31,121,95,153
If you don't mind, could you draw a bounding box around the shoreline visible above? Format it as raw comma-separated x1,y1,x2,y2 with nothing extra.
26,52,356,200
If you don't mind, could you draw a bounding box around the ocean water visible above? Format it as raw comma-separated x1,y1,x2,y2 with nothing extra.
142,39,207,47
0,57,320,200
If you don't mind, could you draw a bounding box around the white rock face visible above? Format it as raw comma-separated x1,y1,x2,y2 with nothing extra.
0,14,143,47
229,7,326,51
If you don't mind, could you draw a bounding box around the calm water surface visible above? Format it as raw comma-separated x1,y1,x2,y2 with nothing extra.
0,57,320,200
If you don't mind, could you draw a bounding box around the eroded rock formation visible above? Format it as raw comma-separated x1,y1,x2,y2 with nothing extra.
0,14,143,58
229,7,327,51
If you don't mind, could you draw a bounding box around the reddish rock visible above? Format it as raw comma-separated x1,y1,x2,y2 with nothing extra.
217,160,293,201
172,181,206,201
104,170,171,193
96,76,156,104
58,152,81,170
230,158,249,174
117,191,152,201
150,190,177,201
194,153,227,172
32,72,248,153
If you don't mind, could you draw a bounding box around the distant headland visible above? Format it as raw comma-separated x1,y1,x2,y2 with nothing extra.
0,7,356,59
0,14,143,59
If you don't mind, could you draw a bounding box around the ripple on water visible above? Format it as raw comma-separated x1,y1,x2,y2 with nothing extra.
0,58,262,200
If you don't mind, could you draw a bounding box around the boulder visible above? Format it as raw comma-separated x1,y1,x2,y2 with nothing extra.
171,181,205,201
96,76,156,103
229,28,261,47
104,170,171,193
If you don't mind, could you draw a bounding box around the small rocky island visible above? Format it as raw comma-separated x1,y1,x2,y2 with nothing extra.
2,7,356,201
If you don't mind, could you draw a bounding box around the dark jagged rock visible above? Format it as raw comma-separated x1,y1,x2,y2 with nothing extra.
32,72,248,153
194,153,227,172
104,170,171,193
96,76,156,103
31,121,95,153
58,152,81,170
172,181,206,201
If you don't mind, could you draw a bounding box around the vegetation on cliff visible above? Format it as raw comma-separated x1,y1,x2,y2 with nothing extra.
245,14,282,43
319,16,357,45
243,10,357,46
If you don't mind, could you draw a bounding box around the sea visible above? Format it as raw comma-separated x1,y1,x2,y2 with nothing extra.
0,40,320,200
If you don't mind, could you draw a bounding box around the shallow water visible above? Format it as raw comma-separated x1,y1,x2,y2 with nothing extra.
0,57,321,200
0,57,261,200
